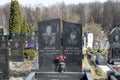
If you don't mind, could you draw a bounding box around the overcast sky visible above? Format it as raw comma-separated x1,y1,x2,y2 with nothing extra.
0,0,107,6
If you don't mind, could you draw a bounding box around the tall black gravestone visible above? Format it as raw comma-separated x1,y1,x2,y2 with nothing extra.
0,35,9,80
38,19,61,71
63,22,82,72
10,40,24,62
108,28,120,64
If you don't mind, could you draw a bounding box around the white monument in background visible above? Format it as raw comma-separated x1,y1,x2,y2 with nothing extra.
84,32,93,49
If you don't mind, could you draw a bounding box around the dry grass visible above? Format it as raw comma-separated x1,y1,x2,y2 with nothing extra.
10,77,23,80
82,50,107,79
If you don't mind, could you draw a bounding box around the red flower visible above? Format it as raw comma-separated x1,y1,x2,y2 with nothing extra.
56,55,67,61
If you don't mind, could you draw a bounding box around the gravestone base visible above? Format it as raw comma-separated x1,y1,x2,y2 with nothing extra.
109,59,120,65
35,72,86,80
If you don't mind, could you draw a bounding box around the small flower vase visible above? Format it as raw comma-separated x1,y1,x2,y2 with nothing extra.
59,61,66,73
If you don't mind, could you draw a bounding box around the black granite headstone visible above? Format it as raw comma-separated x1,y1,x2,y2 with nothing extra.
108,28,120,64
63,22,82,72
0,35,9,80
38,19,61,71
10,40,24,62
0,49,9,80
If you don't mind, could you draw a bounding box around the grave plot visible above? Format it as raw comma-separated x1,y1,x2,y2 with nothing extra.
26,18,93,80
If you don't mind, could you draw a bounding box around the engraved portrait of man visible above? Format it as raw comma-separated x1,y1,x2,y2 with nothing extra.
42,26,56,45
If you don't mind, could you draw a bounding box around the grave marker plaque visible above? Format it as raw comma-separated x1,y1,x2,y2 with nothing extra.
63,22,82,72
10,40,24,62
38,19,61,71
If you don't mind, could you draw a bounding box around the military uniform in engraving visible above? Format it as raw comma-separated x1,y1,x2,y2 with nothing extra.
42,26,56,46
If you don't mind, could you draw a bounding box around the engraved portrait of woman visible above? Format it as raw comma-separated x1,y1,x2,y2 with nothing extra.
67,31,78,45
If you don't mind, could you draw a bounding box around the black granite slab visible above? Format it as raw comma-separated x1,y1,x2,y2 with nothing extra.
35,72,85,80
63,22,82,72
0,49,9,80
38,19,61,71
108,28,120,64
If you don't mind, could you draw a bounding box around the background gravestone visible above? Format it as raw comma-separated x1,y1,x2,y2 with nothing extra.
38,19,61,71
96,54,106,65
11,33,19,40
27,32,37,50
0,28,3,35
0,35,9,80
0,35,8,49
63,22,82,72
108,28,120,64
10,40,24,62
